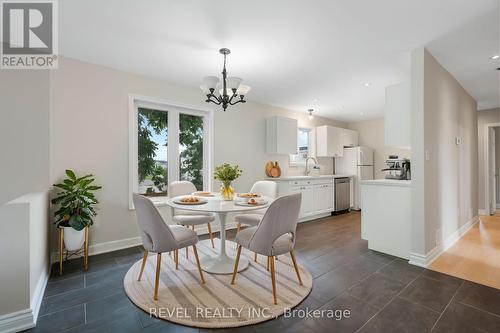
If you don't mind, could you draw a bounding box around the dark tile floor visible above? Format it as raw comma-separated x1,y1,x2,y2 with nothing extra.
26,212,500,333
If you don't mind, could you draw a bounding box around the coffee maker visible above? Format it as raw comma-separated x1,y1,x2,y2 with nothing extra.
382,156,411,180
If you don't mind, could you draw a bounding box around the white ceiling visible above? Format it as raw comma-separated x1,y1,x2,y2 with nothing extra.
58,0,499,121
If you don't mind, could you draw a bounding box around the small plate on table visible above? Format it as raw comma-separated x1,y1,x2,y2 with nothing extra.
234,198,268,207
192,191,215,197
173,196,207,205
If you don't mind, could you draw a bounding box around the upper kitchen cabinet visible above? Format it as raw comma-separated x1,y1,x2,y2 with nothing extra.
342,128,359,147
385,81,411,149
316,125,344,157
266,116,298,154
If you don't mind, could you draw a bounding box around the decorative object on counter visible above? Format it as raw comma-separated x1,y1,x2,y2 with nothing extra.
200,48,251,112
51,169,102,274
214,163,242,200
269,161,281,178
265,161,274,177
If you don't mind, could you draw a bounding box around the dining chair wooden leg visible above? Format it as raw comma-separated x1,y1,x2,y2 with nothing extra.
138,250,148,281
192,245,205,284
154,253,162,300
231,245,242,285
254,252,257,262
207,223,215,248
185,246,189,259
175,249,179,270
269,256,277,305
236,223,241,233
266,256,270,271
290,250,303,286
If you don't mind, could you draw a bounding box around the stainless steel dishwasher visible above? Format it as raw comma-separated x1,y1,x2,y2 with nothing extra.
334,177,351,212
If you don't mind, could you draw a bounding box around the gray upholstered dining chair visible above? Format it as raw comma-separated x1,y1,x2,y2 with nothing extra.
231,193,302,305
233,180,278,232
168,181,216,258
133,194,205,301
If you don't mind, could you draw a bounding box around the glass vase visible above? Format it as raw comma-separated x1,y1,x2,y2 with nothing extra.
220,181,234,201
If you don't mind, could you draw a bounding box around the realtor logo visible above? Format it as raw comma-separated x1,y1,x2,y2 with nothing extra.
1,0,58,69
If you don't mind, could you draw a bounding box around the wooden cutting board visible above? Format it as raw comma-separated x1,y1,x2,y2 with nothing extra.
269,161,281,178
265,161,274,177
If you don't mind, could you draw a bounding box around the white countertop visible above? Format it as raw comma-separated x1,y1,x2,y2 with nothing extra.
361,179,411,187
267,174,353,181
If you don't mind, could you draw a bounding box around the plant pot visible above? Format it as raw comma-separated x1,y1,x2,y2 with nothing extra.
62,226,85,251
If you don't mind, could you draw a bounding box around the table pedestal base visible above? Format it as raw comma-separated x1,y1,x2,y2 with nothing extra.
201,253,249,274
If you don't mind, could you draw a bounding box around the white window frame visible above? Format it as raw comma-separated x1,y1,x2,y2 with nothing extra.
290,127,316,166
128,94,214,209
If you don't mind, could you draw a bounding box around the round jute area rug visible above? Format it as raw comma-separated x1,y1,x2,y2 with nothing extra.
123,239,312,328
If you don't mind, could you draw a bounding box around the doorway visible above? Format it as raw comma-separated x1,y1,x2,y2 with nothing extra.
485,124,500,215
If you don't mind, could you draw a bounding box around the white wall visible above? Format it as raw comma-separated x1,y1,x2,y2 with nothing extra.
411,48,478,259
0,69,50,206
0,191,49,330
347,118,411,179
477,108,500,212
49,57,345,250
0,66,51,328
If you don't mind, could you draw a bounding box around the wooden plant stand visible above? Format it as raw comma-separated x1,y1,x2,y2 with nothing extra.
58,226,89,275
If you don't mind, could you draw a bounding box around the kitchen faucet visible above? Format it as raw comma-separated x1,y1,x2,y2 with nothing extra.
304,157,318,176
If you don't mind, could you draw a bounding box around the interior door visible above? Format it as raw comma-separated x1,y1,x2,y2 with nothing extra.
489,127,496,215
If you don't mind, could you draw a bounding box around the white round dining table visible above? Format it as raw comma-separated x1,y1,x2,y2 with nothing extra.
165,194,272,274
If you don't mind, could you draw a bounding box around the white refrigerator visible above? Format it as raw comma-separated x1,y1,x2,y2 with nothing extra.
335,146,374,210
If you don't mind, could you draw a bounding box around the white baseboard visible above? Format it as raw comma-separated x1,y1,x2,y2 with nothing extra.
409,215,479,268
0,309,34,333
31,267,49,323
408,252,427,268
50,223,240,264
0,261,49,333
51,236,142,264
478,209,488,215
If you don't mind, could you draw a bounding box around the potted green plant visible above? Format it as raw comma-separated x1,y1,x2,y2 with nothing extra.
51,170,102,251
214,163,242,200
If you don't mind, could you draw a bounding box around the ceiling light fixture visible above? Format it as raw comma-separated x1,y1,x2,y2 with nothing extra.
200,48,250,111
308,109,314,120
490,55,499,60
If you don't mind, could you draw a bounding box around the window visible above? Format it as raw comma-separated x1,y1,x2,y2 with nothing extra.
137,108,168,196
129,96,212,208
290,128,313,166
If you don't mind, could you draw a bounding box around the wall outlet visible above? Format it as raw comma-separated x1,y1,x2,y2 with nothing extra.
455,137,461,145
435,228,442,246
425,150,431,161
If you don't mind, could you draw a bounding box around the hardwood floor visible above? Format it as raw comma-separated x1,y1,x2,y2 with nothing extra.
429,212,500,290
27,212,500,333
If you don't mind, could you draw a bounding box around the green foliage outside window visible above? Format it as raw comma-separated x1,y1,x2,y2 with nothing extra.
138,108,204,194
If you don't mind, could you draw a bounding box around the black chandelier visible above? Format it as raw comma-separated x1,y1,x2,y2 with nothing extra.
200,48,251,111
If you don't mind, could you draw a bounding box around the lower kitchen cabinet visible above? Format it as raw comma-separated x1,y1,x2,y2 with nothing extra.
313,183,334,213
291,185,314,217
271,176,349,221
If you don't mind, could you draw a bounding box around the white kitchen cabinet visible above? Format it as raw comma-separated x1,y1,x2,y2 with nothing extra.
313,183,334,213
272,176,350,221
291,185,314,217
316,125,344,157
266,116,298,154
385,81,411,148
342,129,359,147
